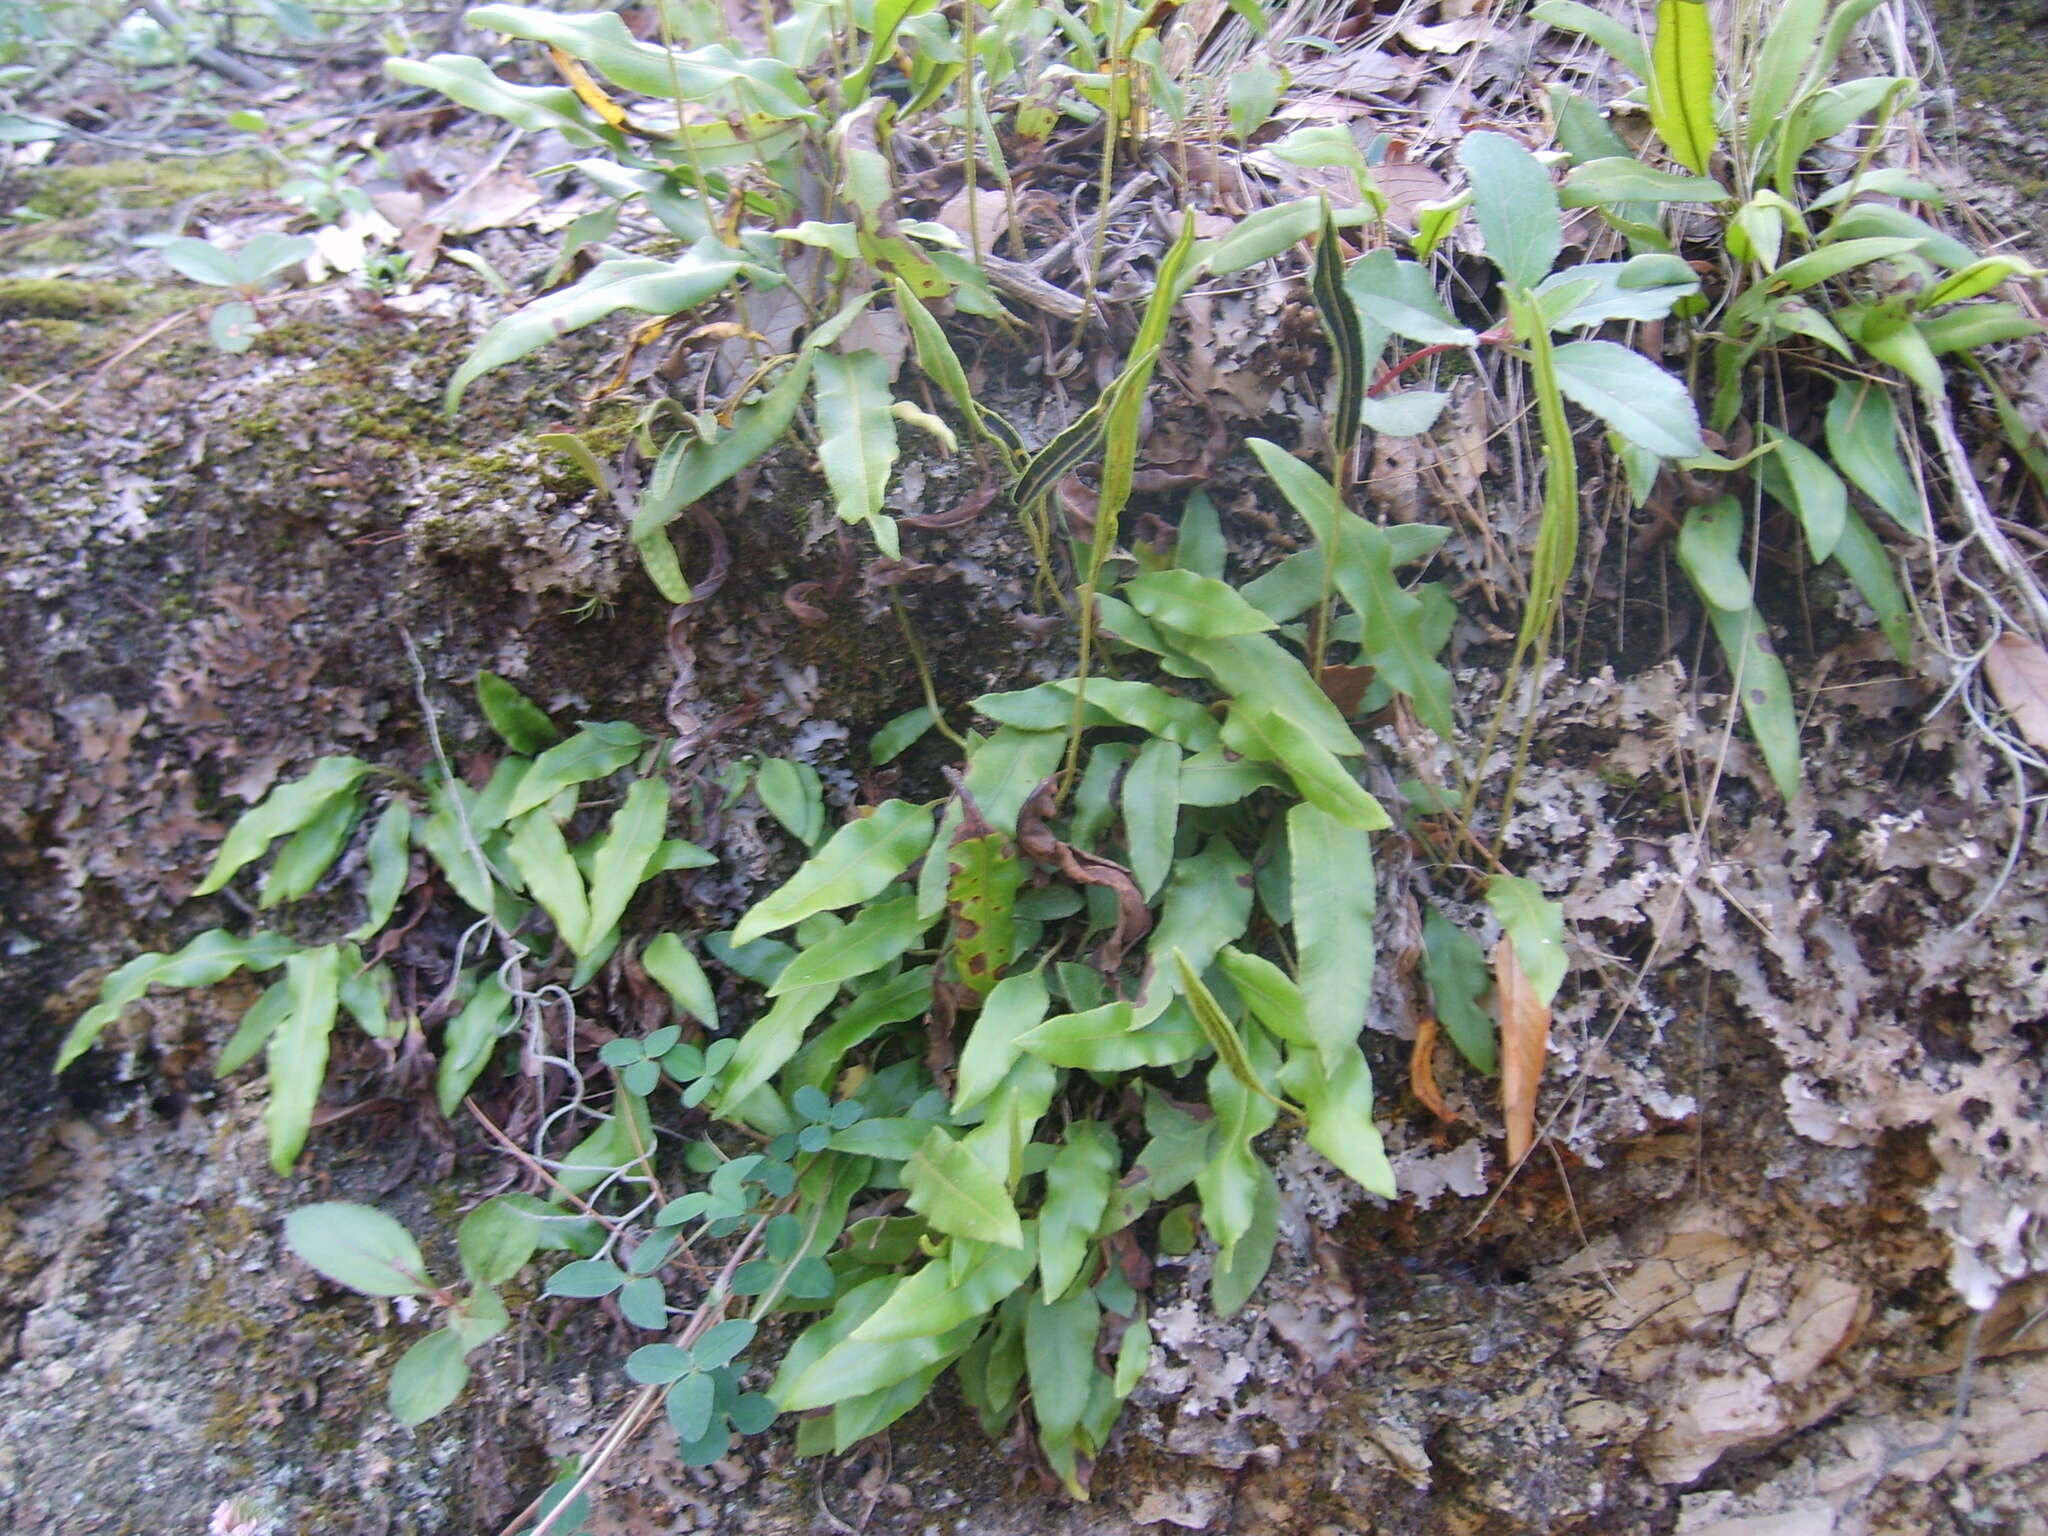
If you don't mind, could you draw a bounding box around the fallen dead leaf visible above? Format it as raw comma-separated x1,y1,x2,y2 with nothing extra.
1982,631,2048,752
935,186,1011,251
1373,162,1453,230
1411,1015,1453,1122
434,170,544,236
1400,17,1497,52
1494,935,1551,1165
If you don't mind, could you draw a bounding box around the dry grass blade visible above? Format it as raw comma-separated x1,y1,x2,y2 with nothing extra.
1982,632,2048,753
1493,936,1551,1166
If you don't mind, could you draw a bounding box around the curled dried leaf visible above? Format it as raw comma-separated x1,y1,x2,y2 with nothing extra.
1494,936,1551,1166
1410,1015,1452,1122
1982,632,2048,753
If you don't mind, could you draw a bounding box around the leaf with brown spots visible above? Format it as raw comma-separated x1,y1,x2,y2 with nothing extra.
1494,936,1551,1165
1983,632,2048,753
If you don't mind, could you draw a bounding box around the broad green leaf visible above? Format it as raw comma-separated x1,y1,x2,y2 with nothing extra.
958,727,1065,835
437,971,514,1114
1176,953,1293,1120
476,672,561,753
642,933,718,1025
1170,631,1361,759
458,1197,544,1286
971,679,1217,748
216,977,296,1076
1343,247,1478,346
1485,876,1568,1006
545,1257,628,1298
1210,1162,1280,1317
387,1335,468,1433
852,1238,1037,1343
905,1126,1024,1247
714,983,836,1113
1220,703,1389,832
789,965,934,1092
1559,158,1729,206
1533,255,1701,331
1824,380,1925,534
469,6,814,112
1916,303,2043,356
1706,603,1804,798
1228,59,1286,139
160,237,241,287
1143,836,1255,1007
1193,197,1321,276
960,1055,1059,1189
446,250,757,410
869,706,937,765
1178,491,1226,579
507,809,591,953
1015,1001,1206,1070
756,757,825,847
256,789,362,909
209,301,259,353
580,776,669,953
1025,1288,1101,1487
1828,506,1914,664
770,892,931,994
1770,236,1925,293
1549,340,1705,458
284,1201,431,1296
1922,255,2044,309
1647,0,1717,175
348,799,413,942
1421,910,1495,1074
733,800,934,944
777,1278,974,1412
1529,0,1649,79
264,944,342,1174
1195,1022,1280,1255
1277,1043,1394,1197
553,1088,654,1195
945,833,1023,997
1745,0,1826,152
386,55,621,148
1123,737,1182,900
1125,569,1276,640
1357,390,1450,437
1215,946,1312,1049
1037,1124,1118,1300
228,235,312,287
505,722,647,820
194,757,370,896
814,350,901,549
1457,131,1562,293
1676,495,1754,612
954,970,1050,1113
1759,429,1847,562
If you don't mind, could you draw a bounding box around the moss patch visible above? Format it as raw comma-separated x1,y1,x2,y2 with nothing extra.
17,154,269,220
0,278,141,321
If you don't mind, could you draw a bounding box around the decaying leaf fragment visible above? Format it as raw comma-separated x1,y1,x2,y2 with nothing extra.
1410,1015,1453,1122
1982,631,2048,753
1494,937,1551,1165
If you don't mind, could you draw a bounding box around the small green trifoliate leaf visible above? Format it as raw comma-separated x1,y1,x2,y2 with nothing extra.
209,301,260,353
285,1202,433,1295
